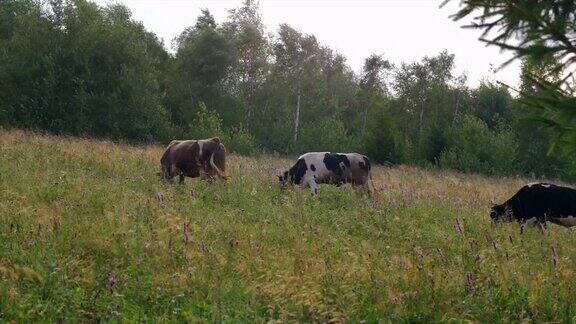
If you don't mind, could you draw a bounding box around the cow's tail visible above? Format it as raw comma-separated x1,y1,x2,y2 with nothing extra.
210,144,228,180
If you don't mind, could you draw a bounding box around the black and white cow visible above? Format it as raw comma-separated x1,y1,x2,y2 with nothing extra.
490,182,576,228
278,152,372,195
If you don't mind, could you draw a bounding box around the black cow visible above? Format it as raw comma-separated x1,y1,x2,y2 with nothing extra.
490,182,576,228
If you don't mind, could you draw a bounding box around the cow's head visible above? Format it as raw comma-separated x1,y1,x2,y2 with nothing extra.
210,137,221,144
278,171,289,187
490,204,511,222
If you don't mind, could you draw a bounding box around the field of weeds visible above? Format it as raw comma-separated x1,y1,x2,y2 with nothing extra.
1,128,576,322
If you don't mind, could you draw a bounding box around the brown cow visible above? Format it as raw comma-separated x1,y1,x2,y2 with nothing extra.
160,137,227,185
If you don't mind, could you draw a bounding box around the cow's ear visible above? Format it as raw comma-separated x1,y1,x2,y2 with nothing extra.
211,137,221,143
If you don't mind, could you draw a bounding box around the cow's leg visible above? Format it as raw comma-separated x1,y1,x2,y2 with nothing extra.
524,217,547,234
161,169,171,182
361,182,371,195
536,219,548,235
537,221,548,235
198,165,214,183
163,164,178,183
351,179,365,189
351,176,370,195
179,174,185,186
161,164,171,182
195,161,209,182
204,174,215,184
537,214,549,234
305,177,318,195
166,170,175,183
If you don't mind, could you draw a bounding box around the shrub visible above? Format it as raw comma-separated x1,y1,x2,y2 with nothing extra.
186,103,260,156
438,114,518,175
187,102,225,140
296,118,360,153
223,125,260,156
364,107,404,164
419,125,448,165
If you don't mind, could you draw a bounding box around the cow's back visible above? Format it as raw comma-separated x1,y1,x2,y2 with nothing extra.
172,140,199,165
167,140,201,177
535,184,576,215
343,153,371,185
290,152,329,184
161,140,180,164
509,183,576,220
296,152,370,185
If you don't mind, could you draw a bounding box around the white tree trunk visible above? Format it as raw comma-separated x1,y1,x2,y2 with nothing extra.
361,103,369,137
294,86,301,142
453,93,460,124
419,99,425,134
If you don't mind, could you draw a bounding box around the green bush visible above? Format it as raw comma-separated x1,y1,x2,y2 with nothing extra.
364,107,404,164
438,114,518,175
0,1,172,141
187,102,225,140
223,125,260,156
419,125,448,165
296,118,360,153
187,102,260,156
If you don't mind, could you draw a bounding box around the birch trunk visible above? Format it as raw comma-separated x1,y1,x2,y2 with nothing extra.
361,103,368,137
294,86,301,142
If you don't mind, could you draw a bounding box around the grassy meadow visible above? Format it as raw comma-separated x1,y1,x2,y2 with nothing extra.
2,128,576,322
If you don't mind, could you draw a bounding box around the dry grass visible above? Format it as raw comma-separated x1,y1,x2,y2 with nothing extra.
1,128,575,322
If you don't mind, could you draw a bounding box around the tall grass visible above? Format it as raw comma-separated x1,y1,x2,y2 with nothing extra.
0,128,575,322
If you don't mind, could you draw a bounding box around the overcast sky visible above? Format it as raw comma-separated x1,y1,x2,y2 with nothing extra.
92,0,521,88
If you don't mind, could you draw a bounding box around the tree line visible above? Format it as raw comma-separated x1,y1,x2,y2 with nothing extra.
0,0,574,179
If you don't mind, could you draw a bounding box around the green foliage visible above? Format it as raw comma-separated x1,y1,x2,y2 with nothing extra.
446,0,576,156
521,78,576,152
223,125,260,156
391,51,457,164
166,9,235,132
439,115,518,175
222,0,269,123
185,103,259,156
187,102,224,140
510,60,576,180
471,81,512,129
0,0,574,179
358,55,392,136
0,0,172,141
419,124,448,166
296,117,359,153
364,106,404,164
175,23,232,87
446,0,575,71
